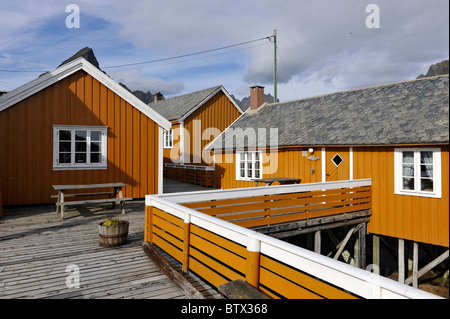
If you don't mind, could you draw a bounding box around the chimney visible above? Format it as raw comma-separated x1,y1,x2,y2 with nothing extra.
153,92,163,101
250,86,265,110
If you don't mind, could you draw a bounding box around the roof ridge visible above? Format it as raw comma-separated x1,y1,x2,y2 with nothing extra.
269,74,449,107
208,74,448,150
151,85,222,103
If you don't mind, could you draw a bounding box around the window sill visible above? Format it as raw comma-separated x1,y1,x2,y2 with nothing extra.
394,191,441,199
53,165,108,171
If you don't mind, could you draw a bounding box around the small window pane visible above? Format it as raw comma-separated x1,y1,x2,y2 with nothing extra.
402,178,415,190
59,153,71,164
255,154,260,165
91,153,101,163
402,151,414,163
59,130,71,141
75,131,87,141
420,165,433,178
402,164,414,177
75,153,87,163
59,142,71,152
420,151,433,164
91,141,101,152
91,131,102,141
75,141,86,152
421,179,433,192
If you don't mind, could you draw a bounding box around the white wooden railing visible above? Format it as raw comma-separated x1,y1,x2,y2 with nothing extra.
145,179,441,299
164,163,215,188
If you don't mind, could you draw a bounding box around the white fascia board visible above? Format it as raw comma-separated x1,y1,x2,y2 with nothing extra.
204,110,244,152
79,59,171,130
220,85,244,114
0,59,82,112
0,57,172,131
178,85,244,122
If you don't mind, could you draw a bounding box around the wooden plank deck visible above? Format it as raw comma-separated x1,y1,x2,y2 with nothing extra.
0,201,222,299
163,177,215,193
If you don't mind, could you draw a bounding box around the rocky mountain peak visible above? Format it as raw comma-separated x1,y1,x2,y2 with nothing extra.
58,47,162,103
417,59,449,79
58,47,101,69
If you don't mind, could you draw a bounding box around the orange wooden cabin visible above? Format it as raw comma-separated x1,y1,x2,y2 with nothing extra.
149,86,243,167
0,57,171,206
207,77,449,283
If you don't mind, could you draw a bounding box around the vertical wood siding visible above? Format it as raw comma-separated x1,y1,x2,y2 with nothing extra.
0,70,160,206
184,91,242,166
214,145,449,247
214,148,324,189
353,146,449,247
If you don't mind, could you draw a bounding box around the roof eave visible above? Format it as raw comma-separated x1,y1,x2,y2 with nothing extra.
178,85,244,122
0,57,172,131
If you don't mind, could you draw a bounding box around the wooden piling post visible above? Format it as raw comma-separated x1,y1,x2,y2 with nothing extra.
372,234,380,272
412,241,419,288
398,239,405,284
358,223,367,269
314,230,321,254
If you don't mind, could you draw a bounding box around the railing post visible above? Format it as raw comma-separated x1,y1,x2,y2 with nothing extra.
182,214,191,273
246,236,261,289
144,205,154,244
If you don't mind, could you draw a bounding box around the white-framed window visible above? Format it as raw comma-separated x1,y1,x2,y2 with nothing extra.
394,148,441,198
164,129,173,149
236,152,262,180
53,125,108,170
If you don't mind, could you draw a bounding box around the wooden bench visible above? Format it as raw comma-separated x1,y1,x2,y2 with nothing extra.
52,183,132,219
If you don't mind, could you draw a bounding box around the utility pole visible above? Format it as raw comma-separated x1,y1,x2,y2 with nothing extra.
273,29,277,103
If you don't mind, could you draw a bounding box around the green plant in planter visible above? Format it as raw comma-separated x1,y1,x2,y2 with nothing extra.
99,215,129,247
102,215,127,227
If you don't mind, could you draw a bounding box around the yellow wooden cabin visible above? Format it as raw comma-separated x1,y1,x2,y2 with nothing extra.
207,76,449,285
149,86,243,187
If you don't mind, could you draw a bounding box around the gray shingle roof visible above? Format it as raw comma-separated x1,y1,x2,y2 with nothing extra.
208,75,449,151
148,86,230,121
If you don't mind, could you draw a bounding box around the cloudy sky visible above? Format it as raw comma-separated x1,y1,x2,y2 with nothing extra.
0,0,448,102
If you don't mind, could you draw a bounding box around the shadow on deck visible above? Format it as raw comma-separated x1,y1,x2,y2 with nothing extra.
0,201,222,299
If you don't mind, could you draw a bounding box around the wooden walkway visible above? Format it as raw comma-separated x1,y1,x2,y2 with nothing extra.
0,201,222,299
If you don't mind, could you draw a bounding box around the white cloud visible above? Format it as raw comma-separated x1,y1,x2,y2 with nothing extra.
1,0,448,101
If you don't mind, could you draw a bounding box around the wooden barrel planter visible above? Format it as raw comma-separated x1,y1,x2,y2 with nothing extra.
98,221,129,247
